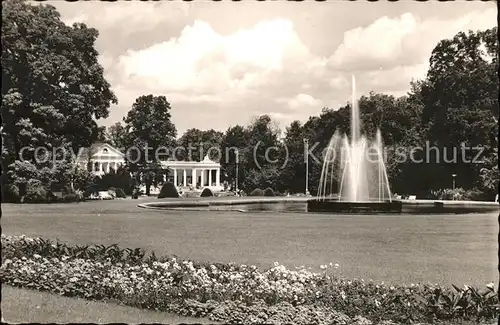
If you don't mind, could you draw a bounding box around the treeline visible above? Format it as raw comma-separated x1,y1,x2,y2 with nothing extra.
106,26,499,199
1,0,498,200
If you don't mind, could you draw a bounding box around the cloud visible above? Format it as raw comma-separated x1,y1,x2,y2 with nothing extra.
51,2,495,134
279,94,323,110
328,8,496,71
60,2,190,33
116,19,317,103
329,13,418,70
61,14,88,26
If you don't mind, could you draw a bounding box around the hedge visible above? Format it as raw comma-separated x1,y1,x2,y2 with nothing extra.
200,188,214,197
158,182,179,199
249,188,264,196
263,187,276,196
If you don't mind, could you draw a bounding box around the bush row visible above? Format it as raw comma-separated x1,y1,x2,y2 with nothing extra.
428,188,487,201
2,182,128,203
1,182,83,203
1,235,497,324
250,187,276,197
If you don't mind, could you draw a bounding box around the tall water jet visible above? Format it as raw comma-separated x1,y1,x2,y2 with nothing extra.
310,75,394,211
351,75,360,143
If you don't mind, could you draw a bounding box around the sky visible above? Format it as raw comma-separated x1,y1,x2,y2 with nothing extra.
47,1,496,136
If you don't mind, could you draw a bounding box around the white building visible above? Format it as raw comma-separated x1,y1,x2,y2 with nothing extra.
75,143,126,177
75,143,223,192
161,155,222,189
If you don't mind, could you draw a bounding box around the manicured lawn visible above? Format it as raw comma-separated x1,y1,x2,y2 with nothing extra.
1,285,217,324
2,199,497,286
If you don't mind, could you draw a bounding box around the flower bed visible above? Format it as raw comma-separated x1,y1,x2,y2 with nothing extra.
1,235,498,324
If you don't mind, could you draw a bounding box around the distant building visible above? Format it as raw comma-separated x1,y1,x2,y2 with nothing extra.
75,142,126,177
75,143,223,191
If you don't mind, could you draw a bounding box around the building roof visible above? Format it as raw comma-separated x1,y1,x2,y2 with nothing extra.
75,142,124,162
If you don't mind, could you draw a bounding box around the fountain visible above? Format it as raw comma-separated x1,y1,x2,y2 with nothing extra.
307,76,402,213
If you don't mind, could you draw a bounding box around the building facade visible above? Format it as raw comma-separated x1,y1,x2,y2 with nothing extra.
75,143,223,191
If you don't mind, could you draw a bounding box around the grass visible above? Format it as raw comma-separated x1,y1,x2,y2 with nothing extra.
2,199,497,286
1,284,217,324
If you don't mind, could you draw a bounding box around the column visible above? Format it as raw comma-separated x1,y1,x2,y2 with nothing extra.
114,162,118,171
208,169,212,186
216,168,220,187
192,169,197,186
183,169,187,186
200,169,205,187
99,162,103,173
173,168,178,186
107,161,111,173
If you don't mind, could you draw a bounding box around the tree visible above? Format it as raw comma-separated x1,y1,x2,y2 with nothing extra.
122,95,177,196
232,115,284,193
220,125,248,190
420,27,498,144
245,115,282,171
279,120,307,194
177,128,223,162
300,107,350,196
409,27,498,191
96,126,109,144
2,0,117,190
108,122,128,150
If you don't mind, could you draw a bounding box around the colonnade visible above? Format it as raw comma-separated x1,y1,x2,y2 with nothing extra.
90,161,121,173
169,168,220,187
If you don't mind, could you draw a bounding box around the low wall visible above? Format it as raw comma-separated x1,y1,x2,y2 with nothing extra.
401,199,499,214
138,197,498,214
138,197,309,212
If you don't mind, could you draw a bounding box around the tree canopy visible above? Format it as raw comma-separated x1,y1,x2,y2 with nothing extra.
2,0,116,191
121,95,177,195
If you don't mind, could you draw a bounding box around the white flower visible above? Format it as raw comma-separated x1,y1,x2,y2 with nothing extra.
33,254,41,259
334,263,339,269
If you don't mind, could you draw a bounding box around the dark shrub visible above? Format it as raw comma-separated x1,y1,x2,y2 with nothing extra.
250,188,264,196
25,180,47,203
429,188,487,201
114,188,127,198
1,184,20,203
263,187,275,196
63,194,80,202
94,167,133,194
83,184,99,198
158,182,179,198
200,188,214,197
45,191,59,203
62,185,74,195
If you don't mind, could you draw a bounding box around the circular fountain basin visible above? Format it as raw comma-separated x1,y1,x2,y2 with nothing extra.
138,197,310,213
138,197,498,214
307,198,498,214
307,199,403,213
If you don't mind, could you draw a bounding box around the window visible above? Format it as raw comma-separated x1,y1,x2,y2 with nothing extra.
103,148,109,153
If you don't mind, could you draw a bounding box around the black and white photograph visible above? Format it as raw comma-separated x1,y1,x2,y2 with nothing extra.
1,0,498,324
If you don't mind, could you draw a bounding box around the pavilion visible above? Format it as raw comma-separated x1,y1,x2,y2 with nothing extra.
75,143,224,192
